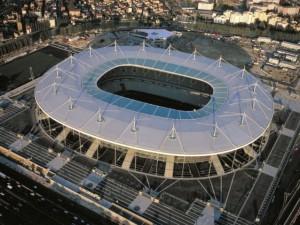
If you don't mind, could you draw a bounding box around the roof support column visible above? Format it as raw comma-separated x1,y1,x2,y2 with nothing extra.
243,146,257,158
164,156,175,178
55,127,71,142
210,155,224,176
85,140,99,158
38,113,48,121
122,149,135,170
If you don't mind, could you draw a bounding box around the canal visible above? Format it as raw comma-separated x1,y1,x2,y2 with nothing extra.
0,46,69,92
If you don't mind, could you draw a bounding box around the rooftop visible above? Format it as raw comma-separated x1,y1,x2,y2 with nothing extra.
35,44,274,157
135,29,175,40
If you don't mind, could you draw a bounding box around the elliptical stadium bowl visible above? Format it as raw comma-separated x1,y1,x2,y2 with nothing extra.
35,44,273,179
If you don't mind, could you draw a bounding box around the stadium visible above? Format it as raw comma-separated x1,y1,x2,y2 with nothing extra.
34,43,274,180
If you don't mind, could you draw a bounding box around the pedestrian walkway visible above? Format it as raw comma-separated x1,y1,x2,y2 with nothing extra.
0,127,18,148
21,142,57,167
56,159,92,185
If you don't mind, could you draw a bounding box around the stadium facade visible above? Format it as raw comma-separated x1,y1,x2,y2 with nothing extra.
34,43,274,179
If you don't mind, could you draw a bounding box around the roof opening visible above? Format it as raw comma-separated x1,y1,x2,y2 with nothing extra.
97,66,213,111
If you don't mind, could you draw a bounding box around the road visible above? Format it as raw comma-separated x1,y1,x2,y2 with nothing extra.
274,181,300,225
261,134,300,225
0,162,116,225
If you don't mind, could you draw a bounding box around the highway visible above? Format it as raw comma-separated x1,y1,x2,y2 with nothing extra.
261,131,300,225
0,162,115,225
274,180,300,225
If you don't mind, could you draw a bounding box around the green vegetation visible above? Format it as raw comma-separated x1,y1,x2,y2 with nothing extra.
214,4,236,12
0,36,32,57
58,20,139,36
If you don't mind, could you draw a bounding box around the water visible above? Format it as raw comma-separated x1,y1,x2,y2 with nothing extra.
0,46,69,92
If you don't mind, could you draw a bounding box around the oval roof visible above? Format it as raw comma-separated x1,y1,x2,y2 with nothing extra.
35,45,273,156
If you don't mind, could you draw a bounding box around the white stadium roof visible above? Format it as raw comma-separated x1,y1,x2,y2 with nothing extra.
135,29,175,40
35,44,274,157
